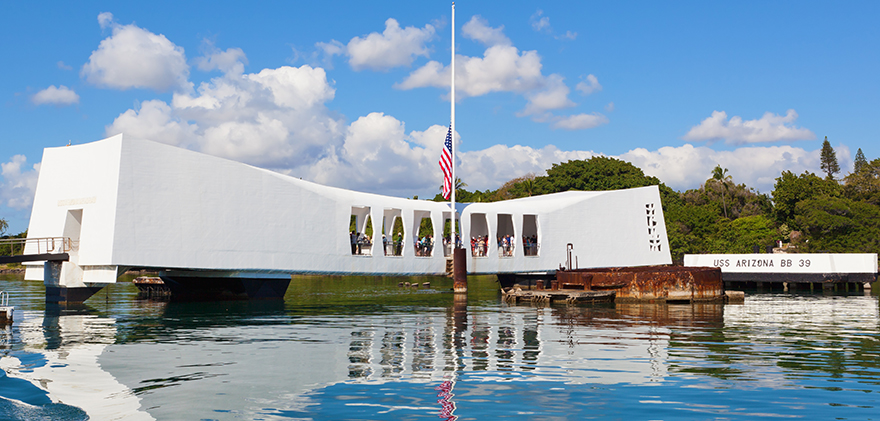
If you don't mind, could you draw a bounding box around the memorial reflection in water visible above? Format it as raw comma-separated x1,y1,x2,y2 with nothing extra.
0,274,878,420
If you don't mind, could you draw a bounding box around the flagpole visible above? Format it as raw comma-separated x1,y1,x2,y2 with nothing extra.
450,1,467,293
450,1,456,248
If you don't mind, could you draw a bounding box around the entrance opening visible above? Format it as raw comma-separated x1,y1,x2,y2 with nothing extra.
349,207,373,256
62,209,83,253
523,214,539,256
413,211,434,257
442,212,461,256
383,208,403,256
497,214,515,257
470,213,489,257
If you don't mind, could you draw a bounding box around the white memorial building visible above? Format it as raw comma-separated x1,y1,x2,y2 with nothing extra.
25,135,671,302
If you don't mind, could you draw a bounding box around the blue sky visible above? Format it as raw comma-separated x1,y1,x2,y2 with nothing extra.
1,1,878,234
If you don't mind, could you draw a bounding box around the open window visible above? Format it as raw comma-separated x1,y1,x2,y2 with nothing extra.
496,214,515,258
470,213,489,257
383,208,403,256
442,212,461,257
349,206,373,256
522,214,539,256
413,210,434,257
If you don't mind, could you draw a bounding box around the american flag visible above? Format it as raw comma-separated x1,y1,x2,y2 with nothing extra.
439,125,453,200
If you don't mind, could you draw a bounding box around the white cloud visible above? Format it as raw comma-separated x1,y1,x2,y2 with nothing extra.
519,74,575,118
108,64,342,169
195,44,247,75
107,99,198,149
307,114,598,196
462,16,510,46
459,145,595,190
82,13,190,92
575,74,602,95
307,113,440,194
529,9,575,40
551,113,609,130
247,65,336,110
97,12,114,29
620,143,824,192
397,19,602,130
558,31,577,41
56,61,72,70
102,54,834,199
1,155,40,210
683,110,815,145
342,18,435,71
396,45,544,98
605,102,615,112
530,10,551,32
32,85,80,106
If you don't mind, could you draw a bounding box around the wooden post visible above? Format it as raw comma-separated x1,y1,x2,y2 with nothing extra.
453,247,467,293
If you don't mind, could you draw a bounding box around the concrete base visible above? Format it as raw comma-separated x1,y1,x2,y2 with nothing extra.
45,286,106,304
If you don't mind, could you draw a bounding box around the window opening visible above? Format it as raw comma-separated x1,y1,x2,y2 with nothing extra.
382,208,404,256
442,212,461,257
469,213,489,257
522,214,539,256
413,210,435,257
496,214,515,258
646,203,661,251
349,206,373,256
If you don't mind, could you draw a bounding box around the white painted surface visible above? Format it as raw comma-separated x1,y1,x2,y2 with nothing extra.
684,253,878,274
25,135,671,286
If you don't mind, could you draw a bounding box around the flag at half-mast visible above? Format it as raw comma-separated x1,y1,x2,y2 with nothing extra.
439,125,453,200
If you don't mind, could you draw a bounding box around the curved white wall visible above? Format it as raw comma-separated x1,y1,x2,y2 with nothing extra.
26,135,671,285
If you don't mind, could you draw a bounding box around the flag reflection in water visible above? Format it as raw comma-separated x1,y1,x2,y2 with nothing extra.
435,380,456,420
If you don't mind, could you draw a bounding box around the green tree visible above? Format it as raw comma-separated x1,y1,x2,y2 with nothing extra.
820,136,840,179
0,218,7,237
710,165,731,219
712,215,778,253
540,156,663,192
854,148,868,173
794,196,880,253
843,158,880,205
772,170,840,229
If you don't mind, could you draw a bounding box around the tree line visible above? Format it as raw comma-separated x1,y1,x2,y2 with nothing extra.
433,137,880,264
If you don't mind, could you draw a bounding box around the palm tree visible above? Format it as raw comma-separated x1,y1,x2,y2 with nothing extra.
439,177,467,193
520,178,535,197
711,165,732,219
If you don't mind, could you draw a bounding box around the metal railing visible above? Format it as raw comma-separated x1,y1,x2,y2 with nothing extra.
0,237,77,257
0,291,8,307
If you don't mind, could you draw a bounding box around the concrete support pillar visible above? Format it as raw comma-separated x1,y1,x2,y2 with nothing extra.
453,248,467,293
43,261,103,305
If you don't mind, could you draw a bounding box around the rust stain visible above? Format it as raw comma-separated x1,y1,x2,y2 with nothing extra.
554,266,723,302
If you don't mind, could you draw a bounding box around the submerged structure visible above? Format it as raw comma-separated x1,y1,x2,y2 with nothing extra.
24,135,672,303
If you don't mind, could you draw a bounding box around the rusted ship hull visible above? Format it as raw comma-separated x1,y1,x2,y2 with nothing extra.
555,266,724,302
499,266,727,303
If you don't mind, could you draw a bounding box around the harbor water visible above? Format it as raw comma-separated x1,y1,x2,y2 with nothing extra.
0,273,879,420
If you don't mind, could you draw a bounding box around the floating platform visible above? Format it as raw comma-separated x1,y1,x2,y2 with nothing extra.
502,287,615,304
